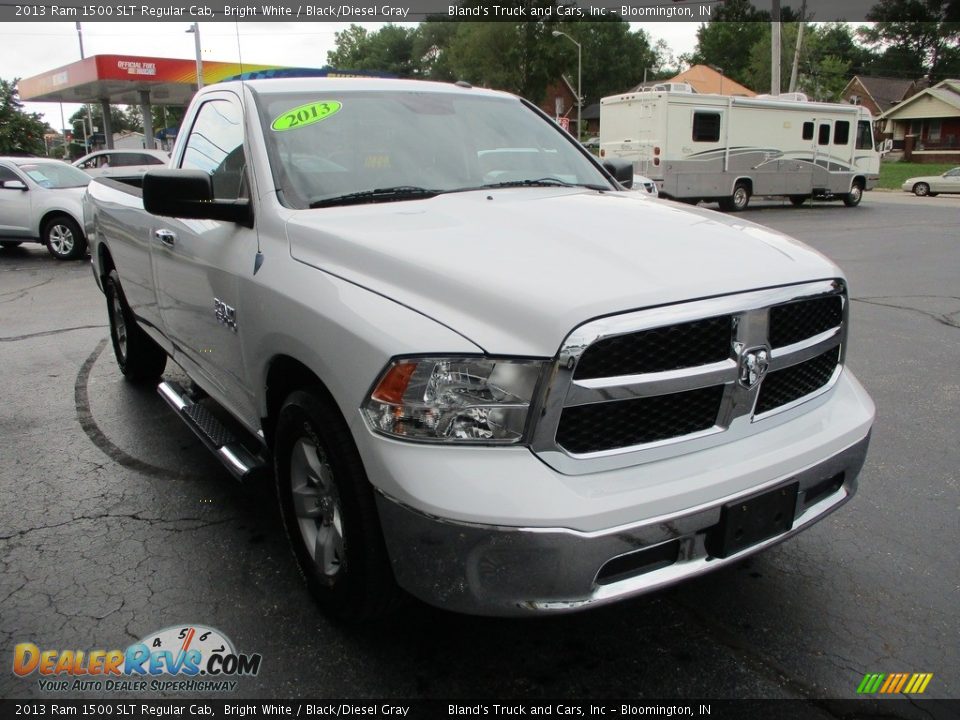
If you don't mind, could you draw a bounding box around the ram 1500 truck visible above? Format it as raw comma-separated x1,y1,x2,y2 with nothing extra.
84,78,875,619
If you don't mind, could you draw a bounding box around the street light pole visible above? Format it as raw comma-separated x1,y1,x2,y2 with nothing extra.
187,23,204,89
552,30,582,140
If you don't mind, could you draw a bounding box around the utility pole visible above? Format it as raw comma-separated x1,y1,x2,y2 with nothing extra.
76,22,96,152
789,0,807,93
552,30,582,140
187,23,204,89
771,0,781,95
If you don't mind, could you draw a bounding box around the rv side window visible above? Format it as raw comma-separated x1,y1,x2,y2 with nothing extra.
856,121,873,150
834,121,850,145
692,112,721,142
802,122,814,140
818,124,831,145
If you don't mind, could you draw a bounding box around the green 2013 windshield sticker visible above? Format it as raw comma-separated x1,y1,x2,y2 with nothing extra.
271,101,342,131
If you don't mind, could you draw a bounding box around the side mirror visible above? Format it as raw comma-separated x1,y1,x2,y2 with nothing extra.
602,159,634,189
1,180,28,191
143,169,252,226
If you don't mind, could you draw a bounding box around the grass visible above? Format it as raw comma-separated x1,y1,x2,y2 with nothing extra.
877,161,956,190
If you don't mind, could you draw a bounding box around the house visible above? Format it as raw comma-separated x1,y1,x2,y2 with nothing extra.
581,103,600,137
840,75,924,118
877,79,960,163
628,65,756,97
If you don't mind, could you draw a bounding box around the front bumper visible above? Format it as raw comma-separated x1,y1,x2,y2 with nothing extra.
375,431,870,616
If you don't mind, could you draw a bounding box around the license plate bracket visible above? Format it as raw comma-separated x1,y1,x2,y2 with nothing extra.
706,482,799,559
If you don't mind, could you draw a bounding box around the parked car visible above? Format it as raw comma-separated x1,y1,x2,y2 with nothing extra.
583,136,600,150
901,167,960,196
85,78,874,619
0,157,90,260
74,149,170,179
633,174,659,197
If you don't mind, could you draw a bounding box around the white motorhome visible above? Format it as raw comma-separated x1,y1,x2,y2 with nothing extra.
599,87,881,210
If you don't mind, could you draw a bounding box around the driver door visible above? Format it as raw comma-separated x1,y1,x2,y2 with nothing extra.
151,91,259,428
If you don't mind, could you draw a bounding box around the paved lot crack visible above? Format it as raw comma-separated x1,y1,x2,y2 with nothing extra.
852,296,960,329
0,513,237,542
0,324,108,342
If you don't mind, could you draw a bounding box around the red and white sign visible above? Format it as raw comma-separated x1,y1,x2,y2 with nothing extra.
558,116,570,131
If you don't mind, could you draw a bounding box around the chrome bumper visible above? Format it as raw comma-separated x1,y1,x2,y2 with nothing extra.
375,432,870,616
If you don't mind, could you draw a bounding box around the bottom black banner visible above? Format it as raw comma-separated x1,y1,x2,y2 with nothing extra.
1,699,958,720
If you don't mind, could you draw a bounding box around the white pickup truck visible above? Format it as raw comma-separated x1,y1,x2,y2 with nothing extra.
84,78,875,619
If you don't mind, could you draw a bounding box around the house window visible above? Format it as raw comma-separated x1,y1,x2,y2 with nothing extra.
849,95,861,105
802,121,814,140
818,123,831,145
928,119,942,142
834,121,850,145
692,111,721,142
910,120,922,135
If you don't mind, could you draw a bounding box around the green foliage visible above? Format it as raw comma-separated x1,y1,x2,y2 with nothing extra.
68,104,135,140
878,161,957,189
860,0,960,81
327,24,421,77
0,78,50,156
325,15,659,107
684,0,769,86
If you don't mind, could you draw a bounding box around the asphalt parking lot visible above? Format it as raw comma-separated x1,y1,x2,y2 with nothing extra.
1,191,957,704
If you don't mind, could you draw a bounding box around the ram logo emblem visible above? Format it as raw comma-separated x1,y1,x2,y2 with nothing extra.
738,347,769,388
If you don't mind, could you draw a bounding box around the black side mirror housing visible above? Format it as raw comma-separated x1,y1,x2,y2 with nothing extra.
143,169,252,226
601,159,634,189
1,180,28,191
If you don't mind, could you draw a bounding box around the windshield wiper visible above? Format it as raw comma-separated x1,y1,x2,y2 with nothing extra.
483,178,609,191
309,186,440,209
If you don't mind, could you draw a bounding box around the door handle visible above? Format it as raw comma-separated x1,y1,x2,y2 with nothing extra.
154,229,176,248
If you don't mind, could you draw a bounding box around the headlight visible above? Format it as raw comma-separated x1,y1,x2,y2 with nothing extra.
362,357,544,444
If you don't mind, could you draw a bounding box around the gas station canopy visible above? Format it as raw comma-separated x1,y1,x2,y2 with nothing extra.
19,54,279,106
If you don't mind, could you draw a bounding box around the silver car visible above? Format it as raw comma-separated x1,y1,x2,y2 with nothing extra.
0,157,90,260
901,166,960,196
74,149,169,179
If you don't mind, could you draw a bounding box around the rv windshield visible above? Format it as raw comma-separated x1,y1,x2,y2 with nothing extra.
254,89,612,209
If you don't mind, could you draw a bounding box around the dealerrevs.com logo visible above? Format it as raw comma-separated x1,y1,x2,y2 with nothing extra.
13,624,262,693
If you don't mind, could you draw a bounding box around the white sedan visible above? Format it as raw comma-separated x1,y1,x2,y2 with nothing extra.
73,149,169,178
901,167,960,196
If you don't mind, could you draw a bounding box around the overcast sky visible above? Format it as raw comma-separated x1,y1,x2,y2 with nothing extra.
0,21,700,129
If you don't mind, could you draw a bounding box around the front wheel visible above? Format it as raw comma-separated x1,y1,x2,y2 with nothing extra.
43,215,86,260
843,182,864,207
105,270,167,382
274,390,397,621
912,182,930,197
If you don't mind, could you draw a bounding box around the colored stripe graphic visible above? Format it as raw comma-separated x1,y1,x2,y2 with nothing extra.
857,673,932,694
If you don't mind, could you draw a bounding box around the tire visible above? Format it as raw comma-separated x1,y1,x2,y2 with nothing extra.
789,195,807,207
105,269,167,382
0,241,23,249
720,182,750,212
274,389,397,621
843,181,864,207
912,182,930,197
43,215,86,260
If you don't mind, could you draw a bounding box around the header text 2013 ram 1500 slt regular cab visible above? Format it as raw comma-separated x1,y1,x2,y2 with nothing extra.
84,78,875,619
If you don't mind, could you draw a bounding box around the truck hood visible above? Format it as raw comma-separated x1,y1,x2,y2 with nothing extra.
287,188,840,356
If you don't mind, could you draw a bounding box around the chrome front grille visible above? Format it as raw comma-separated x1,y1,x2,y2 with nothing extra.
531,280,847,474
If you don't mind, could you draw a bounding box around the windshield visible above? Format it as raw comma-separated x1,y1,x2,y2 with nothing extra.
253,89,613,209
20,163,91,189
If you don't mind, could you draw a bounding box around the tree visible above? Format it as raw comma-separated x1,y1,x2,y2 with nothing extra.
0,78,50,156
327,24,421,77
69,104,135,142
860,0,960,81
684,0,770,86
